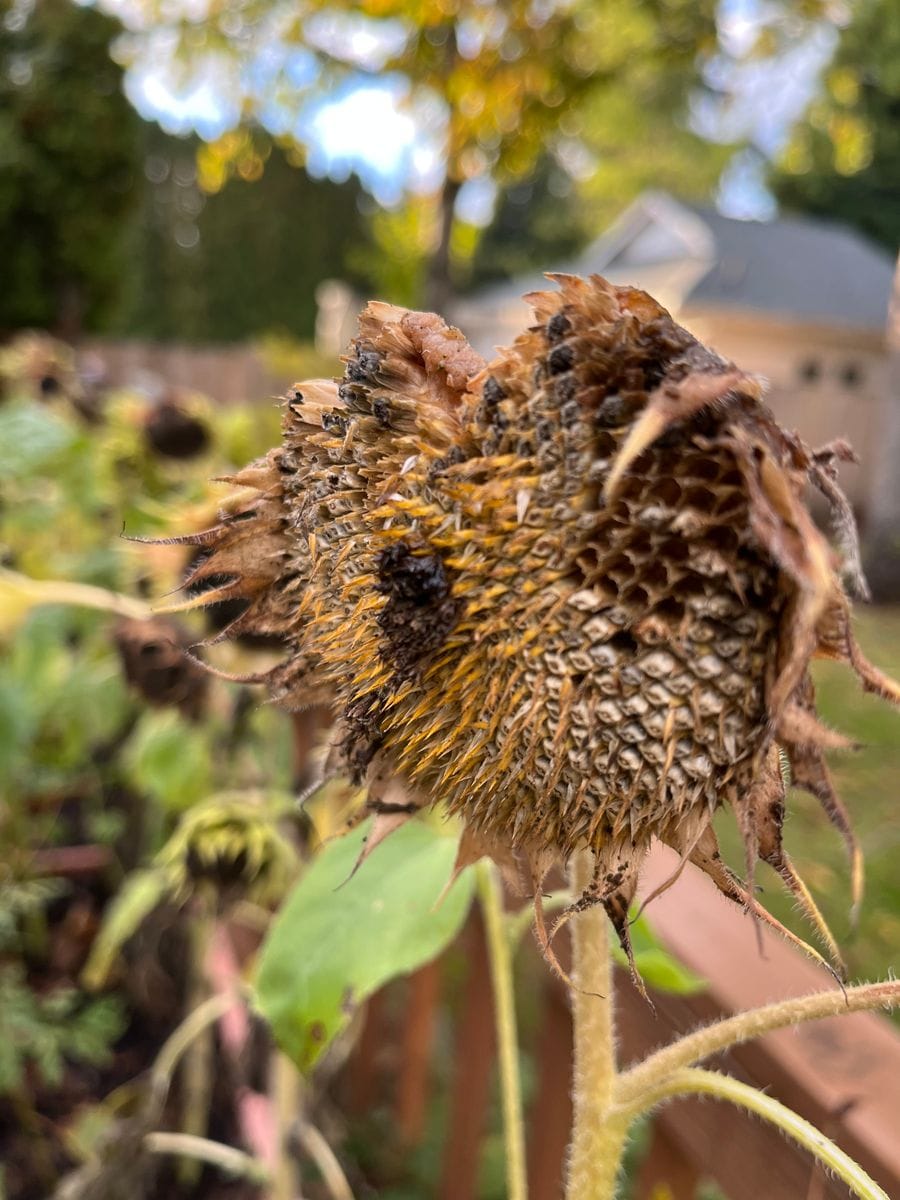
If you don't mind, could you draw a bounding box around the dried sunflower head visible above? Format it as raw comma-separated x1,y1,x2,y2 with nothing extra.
162,275,899,983
115,615,208,721
0,331,90,417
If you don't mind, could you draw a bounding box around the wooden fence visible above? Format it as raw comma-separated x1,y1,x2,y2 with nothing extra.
78,339,285,407
342,845,900,1199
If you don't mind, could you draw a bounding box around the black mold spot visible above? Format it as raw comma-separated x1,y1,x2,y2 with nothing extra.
427,444,467,485
547,311,572,344
560,399,579,428
376,540,460,676
322,410,349,435
483,376,506,406
338,381,364,403
346,349,382,383
372,396,392,427
596,394,629,429
555,374,577,403
548,344,574,375
377,542,450,606
344,693,384,782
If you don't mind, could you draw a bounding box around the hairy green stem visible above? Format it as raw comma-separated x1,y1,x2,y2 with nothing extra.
566,849,625,1200
477,861,528,1200
615,1067,888,1200
617,979,900,1107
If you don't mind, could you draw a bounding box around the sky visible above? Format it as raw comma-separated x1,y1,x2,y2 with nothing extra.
103,0,839,224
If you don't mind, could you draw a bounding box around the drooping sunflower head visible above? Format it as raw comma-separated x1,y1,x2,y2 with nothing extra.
159,276,899,985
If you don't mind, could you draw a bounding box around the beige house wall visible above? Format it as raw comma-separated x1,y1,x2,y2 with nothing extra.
682,308,887,515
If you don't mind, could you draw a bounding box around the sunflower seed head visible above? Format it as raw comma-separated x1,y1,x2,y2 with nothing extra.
160,275,900,981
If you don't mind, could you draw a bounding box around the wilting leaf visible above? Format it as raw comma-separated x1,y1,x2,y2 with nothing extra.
256,819,474,1072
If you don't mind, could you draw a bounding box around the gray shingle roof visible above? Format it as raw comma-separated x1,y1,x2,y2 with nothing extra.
463,192,897,332
682,204,896,329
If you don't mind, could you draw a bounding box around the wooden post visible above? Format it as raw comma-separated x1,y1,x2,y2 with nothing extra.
635,1120,701,1200
345,988,389,1119
527,978,573,1200
394,958,442,1146
864,252,900,597
438,912,496,1200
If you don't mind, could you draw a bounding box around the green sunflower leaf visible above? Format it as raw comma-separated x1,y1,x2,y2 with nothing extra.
255,819,474,1072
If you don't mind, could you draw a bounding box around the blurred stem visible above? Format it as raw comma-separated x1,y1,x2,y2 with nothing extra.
271,1050,304,1200
617,979,900,1108
615,1067,888,1200
295,1120,355,1200
145,1133,268,1183
566,849,625,1200
477,861,527,1200
178,907,216,1185
151,991,238,1099
0,568,152,629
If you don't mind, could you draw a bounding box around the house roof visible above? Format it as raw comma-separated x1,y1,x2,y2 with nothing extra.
465,191,897,333
682,203,896,329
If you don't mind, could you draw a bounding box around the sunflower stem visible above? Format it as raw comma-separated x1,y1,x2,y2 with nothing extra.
477,861,528,1200
144,1133,269,1183
613,1067,888,1200
566,849,626,1200
616,979,900,1109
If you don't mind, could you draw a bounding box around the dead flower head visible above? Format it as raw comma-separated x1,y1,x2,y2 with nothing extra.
159,275,900,984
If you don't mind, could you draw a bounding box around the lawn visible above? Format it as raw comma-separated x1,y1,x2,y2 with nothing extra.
719,606,900,987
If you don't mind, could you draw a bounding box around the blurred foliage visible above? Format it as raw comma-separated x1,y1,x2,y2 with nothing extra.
612,914,705,996
0,357,297,1193
255,330,340,384
467,155,590,288
0,0,368,342
0,965,125,1094
771,0,900,252
0,0,142,335
157,790,300,905
117,0,833,306
117,125,370,342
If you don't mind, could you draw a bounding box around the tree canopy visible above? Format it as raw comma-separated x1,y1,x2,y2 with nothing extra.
0,0,142,335
771,0,900,252
118,125,368,342
117,0,729,307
